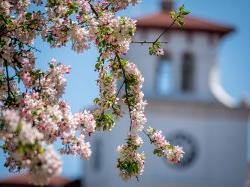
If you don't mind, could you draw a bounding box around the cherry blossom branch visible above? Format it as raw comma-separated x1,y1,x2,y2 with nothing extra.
4,62,11,99
116,54,133,131
132,5,189,46
111,81,124,116
5,36,41,53
0,15,43,37
144,127,184,164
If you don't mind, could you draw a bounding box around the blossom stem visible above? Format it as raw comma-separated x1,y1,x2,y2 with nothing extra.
142,129,153,143
11,37,41,52
89,1,99,18
132,16,179,46
116,54,132,131
115,81,125,98
4,61,14,100
153,19,177,44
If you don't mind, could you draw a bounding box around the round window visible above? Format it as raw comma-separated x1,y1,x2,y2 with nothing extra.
167,132,198,168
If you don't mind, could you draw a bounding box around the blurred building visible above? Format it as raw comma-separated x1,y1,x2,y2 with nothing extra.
84,1,249,187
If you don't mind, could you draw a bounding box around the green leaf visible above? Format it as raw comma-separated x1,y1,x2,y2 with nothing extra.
95,113,114,131
169,5,190,26
25,12,32,20
148,41,161,56
153,148,165,157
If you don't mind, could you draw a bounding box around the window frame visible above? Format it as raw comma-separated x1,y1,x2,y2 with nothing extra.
155,52,173,95
181,52,195,93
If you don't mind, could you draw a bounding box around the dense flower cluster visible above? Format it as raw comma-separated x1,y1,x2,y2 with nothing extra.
96,13,136,58
116,60,147,180
0,110,62,185
149,41,165,56
0,0,187,184
146,127,184,164
93,67,119,131
124,62,147,134
0,59,96,184
108,0,141,11
117,135,144,180
29,146,62,185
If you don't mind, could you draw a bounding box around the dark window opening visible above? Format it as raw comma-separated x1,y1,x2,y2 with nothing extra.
181,53,195,92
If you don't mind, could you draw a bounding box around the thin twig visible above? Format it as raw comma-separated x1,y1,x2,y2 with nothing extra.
111,80,125,116
115,81,125,98
153,19,176,44
4,61,13,99
27,44,41,53
104,3,111,10
143,129,153,144
89,2,99,18
131,41,168,45
7,36,41,53
131,17,178,45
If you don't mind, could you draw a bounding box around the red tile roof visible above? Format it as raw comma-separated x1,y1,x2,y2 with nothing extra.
0,174,70,187
136,11,234,36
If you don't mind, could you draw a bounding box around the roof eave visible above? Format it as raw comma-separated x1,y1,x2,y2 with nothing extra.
136,25,235,37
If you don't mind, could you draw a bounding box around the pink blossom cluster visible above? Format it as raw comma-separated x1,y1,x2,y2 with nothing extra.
0,110,62,183
29,146,62,185
60,134,92,160
42,0,137,55
39,59,71,101
108,0,141,11
95,13,137,58
0,58,96,184
1,110,43,144
149,41,165,56
71,25,90,53
117,134,145,180
116,62,147,181
124,63,147,134
146,127,184,164
93,67,120,130
74,110,96,135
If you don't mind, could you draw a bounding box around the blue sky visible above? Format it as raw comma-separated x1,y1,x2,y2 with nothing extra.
0,0,250,180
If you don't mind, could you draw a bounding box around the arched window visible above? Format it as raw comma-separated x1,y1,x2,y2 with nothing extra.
156,54,173,95
181,53,195,92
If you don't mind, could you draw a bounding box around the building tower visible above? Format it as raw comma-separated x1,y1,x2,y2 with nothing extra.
84,1,249,187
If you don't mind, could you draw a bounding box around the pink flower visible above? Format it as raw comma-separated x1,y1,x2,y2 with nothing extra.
74,110,96,135
156,48,165,56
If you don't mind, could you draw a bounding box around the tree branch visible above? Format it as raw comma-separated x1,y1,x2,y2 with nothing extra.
133,16,179,46
153,19,176,44
115,80,125,98
89,1,99,18
116,54,133,131
131,41,168,45
3,61,14,100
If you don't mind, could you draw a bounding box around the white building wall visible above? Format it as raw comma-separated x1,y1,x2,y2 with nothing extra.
84,101,249,187
129,29,219,101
